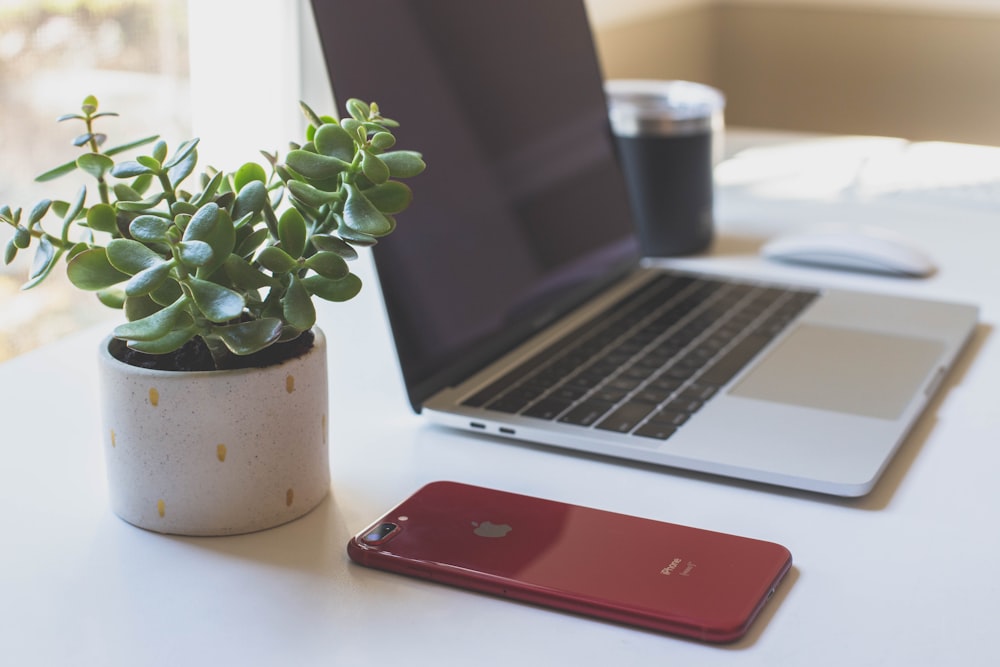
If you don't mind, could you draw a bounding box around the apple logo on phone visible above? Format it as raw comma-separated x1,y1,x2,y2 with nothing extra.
472,521,512,538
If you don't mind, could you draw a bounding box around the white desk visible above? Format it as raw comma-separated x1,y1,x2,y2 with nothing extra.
2,132,998,665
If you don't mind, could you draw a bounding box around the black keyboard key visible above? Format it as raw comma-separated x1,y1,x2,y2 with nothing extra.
551,385,589,401
596,401,657,433
559,399,615,426
485,395,531,414
682,384,717,401
664,398,703,414
634,423,678,440
634,387,674,404
522,397,574,420
591,387,630,403
649,408,689,426
697,333,772,387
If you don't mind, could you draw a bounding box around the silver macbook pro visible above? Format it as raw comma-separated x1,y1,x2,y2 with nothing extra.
309,0,978,496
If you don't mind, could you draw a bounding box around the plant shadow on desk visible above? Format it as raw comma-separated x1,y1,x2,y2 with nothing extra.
123,493,352,576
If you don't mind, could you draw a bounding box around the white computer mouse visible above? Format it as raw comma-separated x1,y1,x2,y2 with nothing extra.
761,227,937,278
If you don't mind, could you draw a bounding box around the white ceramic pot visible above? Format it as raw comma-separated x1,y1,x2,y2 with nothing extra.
97,328,330,536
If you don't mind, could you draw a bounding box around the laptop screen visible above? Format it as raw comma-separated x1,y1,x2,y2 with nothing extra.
310,0,639,409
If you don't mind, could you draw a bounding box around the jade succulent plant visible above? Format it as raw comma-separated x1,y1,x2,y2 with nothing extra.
1,95,425,369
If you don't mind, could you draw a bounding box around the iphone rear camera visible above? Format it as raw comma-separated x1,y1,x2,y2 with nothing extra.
362,522,400,545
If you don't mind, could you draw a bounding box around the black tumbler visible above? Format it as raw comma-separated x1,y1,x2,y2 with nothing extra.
606,80,725,257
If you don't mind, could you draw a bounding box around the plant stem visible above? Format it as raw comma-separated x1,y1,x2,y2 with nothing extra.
85,114,111,205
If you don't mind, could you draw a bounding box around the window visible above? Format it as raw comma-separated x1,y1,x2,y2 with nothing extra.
0,0,189,361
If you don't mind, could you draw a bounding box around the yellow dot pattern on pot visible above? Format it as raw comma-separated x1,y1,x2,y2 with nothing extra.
217,444,227,462
149,387,159,407
286,488,294,506
286,374,295,393
157,499,165,518
110,429,116,447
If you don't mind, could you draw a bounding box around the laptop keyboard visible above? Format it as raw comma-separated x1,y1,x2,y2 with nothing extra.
461,273,819,441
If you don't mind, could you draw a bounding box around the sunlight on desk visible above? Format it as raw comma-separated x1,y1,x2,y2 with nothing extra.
0,269,116,362
718,133,1000,210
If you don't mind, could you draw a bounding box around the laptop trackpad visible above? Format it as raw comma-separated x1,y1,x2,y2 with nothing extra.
729,324,944,420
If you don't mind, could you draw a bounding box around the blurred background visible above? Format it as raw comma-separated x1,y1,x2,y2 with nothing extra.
3,0,999,362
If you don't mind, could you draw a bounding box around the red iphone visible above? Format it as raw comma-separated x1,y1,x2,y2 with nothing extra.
347,481,792,642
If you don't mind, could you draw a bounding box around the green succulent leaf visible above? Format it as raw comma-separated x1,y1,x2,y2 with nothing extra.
105,134,159,157
66,241,89,261
111,160,154,179
163,138,200,170
287,180,340,207
123,294,161,320
235,226,269,258
343,183,393,236
194,208,235,278
305,251,349,279
192,170,225,208
346,98,370,122
282,275,316,330
4,239,17,265
380,150,426,178
361,151,389,184
149,278,182,306
187,276,245,322
76,153,115,181
232,180,267,222
177,240,213,268
125,325,198,355
116,192,165,212
335,224,378,247
66,247,129,290
285,149,350,180
137,155,162,172
61,185,87,228
314,123,356,161
311,233,358,259
131,172,154,195
124,260,172,297
13,225,31,249
224,254,273,290
299,100,324,129
129,214,171,242
167,147,197,187
96,287,126,309
152,140,168,164
369,132,396,152
213,318,283,356
28,199,52,225
277,208,307,258
35,159,78,183
171,202,198,217
23,237,62,289
303,273,362,302
363,180,413,215
183,202,219,242
107,238,165,275
87,203,118,233
341,118,364,142
234,162,267,191
112,183,142,202
257,245,298,274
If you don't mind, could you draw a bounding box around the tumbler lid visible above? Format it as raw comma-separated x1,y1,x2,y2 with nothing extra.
605,79,725,137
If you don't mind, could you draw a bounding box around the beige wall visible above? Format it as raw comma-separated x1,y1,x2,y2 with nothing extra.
592,3,1000,146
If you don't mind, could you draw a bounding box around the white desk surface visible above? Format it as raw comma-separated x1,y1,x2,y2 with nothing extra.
2,131,998,666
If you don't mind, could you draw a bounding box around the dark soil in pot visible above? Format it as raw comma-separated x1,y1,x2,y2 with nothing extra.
107,330,315,371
